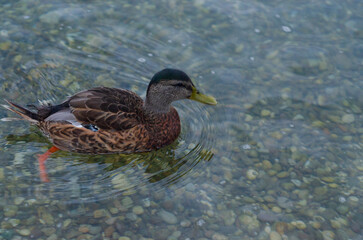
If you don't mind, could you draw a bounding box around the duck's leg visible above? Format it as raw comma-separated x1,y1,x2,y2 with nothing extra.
37,146,59,182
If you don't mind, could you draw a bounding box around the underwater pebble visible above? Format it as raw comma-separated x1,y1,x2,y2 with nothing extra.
212,233,228,240
330,219,341,229
242,144,251,149
342,114,354,123
207,209,215,217
123,213,136,222
271,206,282,213
63,219,71,228
338,196,346,203
311,221,321,229
257,211,279,222
235,43,244,53
220,210,235,225
293,114,304,120
246,169,258,180
47,233,57,240
245,114,253,121
39,11,61,24
336,205,349,215
42,227,56,236
105,217,117,225
297,199,307,207
321,177,334,183
197,219,206,226
14,197,25,205
180,220,191,227
291,179,302,187
132,206,144,215
292,220,306,230
109,207,119,214
276,222,288,235
282,26,292,32
121,197,133,208
342,136,352,141
261,109,271,117
277,171,289,178
78,225,89,233
14,152,26,164
0,42,11,50
17,229,31,236
262,160,272,169
277,197,293,209
9,219,20,227
269,231,282,240
142,198,151,207
93,209,107,218
112,174,131,190
264,195,275,202
89,226,101,235
104,226,114,237
347,196,359,207
314,186,328,196
170,231,181,239
119,237,131,240
4,205,18,217
158,210,177,224
239,214,260,232
322,230,335,240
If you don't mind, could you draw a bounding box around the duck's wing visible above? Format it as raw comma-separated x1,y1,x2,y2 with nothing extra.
68,87,144,131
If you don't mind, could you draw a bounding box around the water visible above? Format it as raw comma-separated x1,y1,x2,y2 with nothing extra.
0,0,362,239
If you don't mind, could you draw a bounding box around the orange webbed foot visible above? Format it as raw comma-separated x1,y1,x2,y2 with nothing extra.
37,146,59,182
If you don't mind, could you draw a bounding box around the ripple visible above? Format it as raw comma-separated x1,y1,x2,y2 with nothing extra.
1,85,216,205
0,14,219,203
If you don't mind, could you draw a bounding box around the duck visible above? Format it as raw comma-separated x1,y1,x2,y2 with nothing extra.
5,68,217,156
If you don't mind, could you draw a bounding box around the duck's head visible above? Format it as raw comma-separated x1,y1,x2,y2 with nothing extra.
145,68,217,113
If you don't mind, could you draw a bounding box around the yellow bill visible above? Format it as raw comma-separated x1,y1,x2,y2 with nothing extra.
189,86,217,105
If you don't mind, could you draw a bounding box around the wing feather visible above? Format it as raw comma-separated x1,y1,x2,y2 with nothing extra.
68,87,144,131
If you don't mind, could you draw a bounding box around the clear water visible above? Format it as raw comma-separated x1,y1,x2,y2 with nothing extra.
0,0,362,239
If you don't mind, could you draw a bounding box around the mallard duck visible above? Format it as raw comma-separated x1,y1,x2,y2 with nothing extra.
5,68,217,155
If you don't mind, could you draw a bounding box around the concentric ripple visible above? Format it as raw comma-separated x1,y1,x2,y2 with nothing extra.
1,64,216,205
0,9,218,203
3,101,216,203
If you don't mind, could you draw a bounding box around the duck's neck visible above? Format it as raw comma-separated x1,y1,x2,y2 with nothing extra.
143,94,172,114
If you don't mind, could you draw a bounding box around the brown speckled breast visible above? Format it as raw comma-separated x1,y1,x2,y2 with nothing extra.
145,107,181,150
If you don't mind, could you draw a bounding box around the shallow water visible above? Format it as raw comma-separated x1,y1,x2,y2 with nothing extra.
0,0,362,239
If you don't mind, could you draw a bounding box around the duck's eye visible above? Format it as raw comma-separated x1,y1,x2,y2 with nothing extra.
171,83,185,88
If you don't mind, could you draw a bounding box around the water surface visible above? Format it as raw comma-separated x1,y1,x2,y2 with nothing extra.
0,0,362,239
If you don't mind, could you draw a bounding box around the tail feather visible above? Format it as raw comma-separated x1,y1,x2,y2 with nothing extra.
3,100,39,123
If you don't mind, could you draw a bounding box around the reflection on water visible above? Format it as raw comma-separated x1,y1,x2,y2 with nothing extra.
0,0,362,239
3,101,216,203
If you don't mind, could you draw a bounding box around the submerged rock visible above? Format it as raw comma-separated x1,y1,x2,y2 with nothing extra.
257,211,280,222
269,231,282,240
246,169,258,180
341,114,355,123
277,197,293,209
158,210,177,224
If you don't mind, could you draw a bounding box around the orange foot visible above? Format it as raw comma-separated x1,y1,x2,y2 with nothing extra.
37,146,59,182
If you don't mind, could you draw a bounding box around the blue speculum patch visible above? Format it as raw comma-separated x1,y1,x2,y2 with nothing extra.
83,124,99,132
